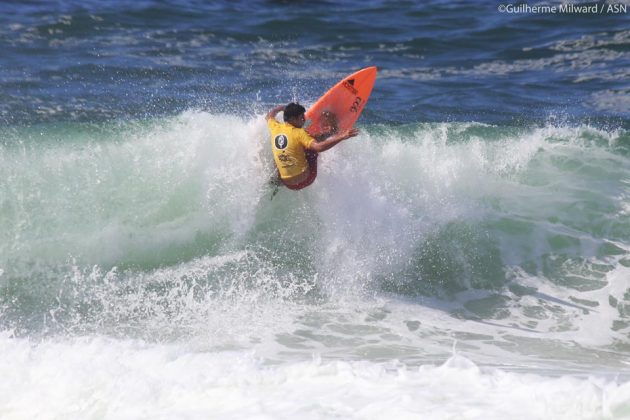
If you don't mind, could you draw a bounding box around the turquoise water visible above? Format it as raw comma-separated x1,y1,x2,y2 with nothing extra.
2,114,628,362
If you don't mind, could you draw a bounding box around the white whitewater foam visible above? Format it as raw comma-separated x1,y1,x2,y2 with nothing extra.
2,113,629,419
1,334,629,420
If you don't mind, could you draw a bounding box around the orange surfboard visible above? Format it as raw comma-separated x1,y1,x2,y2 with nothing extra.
305,67,377,139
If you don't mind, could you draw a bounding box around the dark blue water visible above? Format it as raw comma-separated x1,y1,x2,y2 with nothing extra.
1,0,628,127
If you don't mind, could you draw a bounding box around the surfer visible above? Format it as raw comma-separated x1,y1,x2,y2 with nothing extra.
266,103,358,191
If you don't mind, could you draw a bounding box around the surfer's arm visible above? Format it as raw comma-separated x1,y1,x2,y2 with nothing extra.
307,128,359,153
266,105,285,120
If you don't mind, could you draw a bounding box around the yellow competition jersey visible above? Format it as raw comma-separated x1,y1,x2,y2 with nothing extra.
267,118,315,179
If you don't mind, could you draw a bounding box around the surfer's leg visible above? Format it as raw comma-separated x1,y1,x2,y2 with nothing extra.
268,170,282,200
269,183,280,200
268,169,282,186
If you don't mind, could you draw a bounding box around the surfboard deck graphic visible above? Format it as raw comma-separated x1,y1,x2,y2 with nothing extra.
305,67,377,139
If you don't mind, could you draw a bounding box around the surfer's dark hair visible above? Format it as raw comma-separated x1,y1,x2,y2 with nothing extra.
283,102,306,121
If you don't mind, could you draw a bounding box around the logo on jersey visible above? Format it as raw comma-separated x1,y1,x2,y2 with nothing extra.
274,134,288,149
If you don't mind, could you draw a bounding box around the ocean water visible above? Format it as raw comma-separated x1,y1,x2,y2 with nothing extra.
1,1,630,418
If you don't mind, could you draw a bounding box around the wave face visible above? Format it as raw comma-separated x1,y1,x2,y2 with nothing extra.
1,113,628,374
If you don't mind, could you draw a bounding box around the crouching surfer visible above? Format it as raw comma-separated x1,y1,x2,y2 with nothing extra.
266,103,358,191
